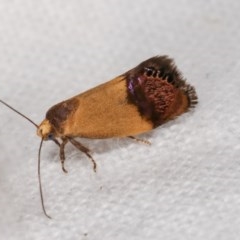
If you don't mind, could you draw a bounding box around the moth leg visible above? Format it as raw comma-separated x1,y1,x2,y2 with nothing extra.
68,138,97,172
60,138,69,173
128,136,151,145
53,138,61,147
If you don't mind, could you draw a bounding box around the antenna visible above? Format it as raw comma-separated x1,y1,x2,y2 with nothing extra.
0,99,38,128
0,99,51,218
38,139,51,219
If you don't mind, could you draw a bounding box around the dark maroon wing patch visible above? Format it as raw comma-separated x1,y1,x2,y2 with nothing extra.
125,56,197,126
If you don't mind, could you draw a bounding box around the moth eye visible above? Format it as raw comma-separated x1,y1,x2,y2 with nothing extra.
48,133,54,140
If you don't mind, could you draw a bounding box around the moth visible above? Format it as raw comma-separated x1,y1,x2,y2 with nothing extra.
0,56,198,218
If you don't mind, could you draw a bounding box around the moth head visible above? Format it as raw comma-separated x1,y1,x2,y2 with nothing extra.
37,119,57,141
